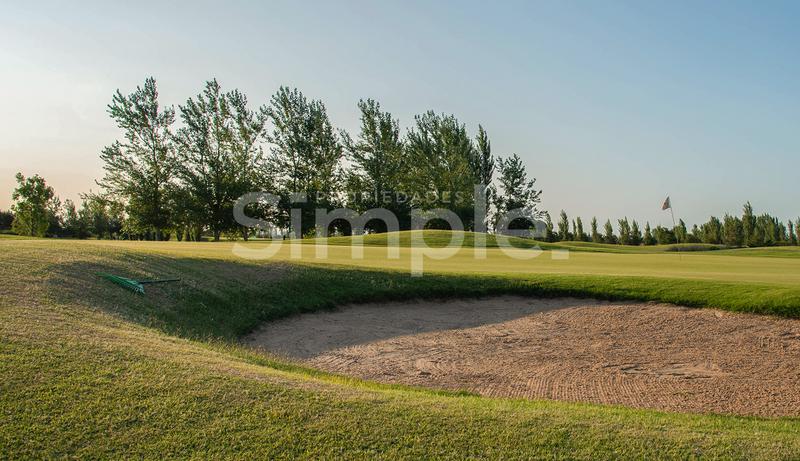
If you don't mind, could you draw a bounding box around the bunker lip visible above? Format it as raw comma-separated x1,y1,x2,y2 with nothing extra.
245,296,800,418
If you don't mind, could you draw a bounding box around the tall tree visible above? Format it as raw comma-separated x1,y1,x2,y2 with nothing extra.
0,209,14,230
176,79,267,241
630,220,642,246
98,77,175,240
494,154,542,231
472,125,495,226
590,217,601,243
674,219,688,244
405,111,476,227
742,202,756,246
643,222,656,245
603,219,616,244
11,173,56,237
341,99,408,230
722,214,744,247
543,212,555,242
795,219,800,246
267,86,343,236
557,210,570,241
575,217,586,242
701,216,723,244
617,218,631,245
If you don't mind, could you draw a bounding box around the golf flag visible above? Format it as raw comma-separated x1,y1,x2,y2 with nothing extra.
661,196,671,211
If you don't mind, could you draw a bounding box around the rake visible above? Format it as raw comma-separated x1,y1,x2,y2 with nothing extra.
97,273,180,294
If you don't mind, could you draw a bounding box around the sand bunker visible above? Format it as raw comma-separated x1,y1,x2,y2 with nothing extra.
245,296,800,417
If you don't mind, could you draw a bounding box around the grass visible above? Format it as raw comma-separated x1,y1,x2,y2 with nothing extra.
2,234,800,458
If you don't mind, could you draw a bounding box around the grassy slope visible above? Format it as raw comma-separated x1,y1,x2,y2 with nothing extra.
2,238,800,458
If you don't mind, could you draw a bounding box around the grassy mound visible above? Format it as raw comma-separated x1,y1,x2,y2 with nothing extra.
2,239,800,458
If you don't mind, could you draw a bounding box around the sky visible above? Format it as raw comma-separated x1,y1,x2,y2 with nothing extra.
1,0,798,227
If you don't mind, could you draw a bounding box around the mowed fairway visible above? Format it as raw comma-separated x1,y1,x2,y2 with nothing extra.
2,235,800,459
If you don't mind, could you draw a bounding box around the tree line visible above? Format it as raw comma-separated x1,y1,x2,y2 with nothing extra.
544,203,800,247
4,78,798,248
4,77,542,240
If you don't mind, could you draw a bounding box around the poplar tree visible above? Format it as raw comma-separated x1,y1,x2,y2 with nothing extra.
603,219,616,244
590,217,601,243
575,217,586,242
557,210,570,241
643,222,656,245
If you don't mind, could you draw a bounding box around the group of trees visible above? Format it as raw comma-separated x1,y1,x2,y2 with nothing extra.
5,78,797,248
545,203,800,247
6,77,543,240
0,172,123,238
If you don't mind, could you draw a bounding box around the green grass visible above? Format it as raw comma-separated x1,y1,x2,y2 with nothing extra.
2,235,800,458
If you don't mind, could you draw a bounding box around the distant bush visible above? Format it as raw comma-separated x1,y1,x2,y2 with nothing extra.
664,244,725,252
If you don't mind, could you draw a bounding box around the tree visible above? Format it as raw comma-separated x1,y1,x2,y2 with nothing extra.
495,154,542,232
630,220,642,246
472,125,495,227
557,210,570,241
617,218,631,245
62,199,88,238
796,219,800,246
700,216,723,244
575,217,587,242
11,173,56,237
788,220,797,245
722,214,744,247
341,99,408,231
674,219,688,244
742,202,756,246
98,77,176,240
406,111,476,227
643,222,656,245
543,212,555,242
654,225,677,244
267,86,343,237
603,219,616,244
176,79,267,241
590,217,601,243
0,209,13,230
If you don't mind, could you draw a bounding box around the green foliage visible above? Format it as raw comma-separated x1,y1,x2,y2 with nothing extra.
266,86,343,236
495,154,541,231
654,225,677,245
643,222,656,246
543,212,556,242
11,172,56,237
0,209,13,230
700,216,723,244
472,125,495,225
341,99,409,230
674,219,688,244
98,77,175,240
603,219,616,244
405,111,477,227
590,217,600,243
557,210,570,241
176,80,267,241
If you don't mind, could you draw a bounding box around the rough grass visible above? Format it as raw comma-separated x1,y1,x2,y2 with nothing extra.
2,236,800,458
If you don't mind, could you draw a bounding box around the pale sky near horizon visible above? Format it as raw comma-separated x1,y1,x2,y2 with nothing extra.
1,0,798,227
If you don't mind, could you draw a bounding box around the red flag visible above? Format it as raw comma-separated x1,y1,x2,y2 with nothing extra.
661,196,671,210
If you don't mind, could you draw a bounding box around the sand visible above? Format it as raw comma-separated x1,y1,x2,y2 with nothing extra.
245,296,800,417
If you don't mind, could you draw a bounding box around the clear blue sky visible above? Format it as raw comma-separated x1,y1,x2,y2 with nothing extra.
1,0,798,227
